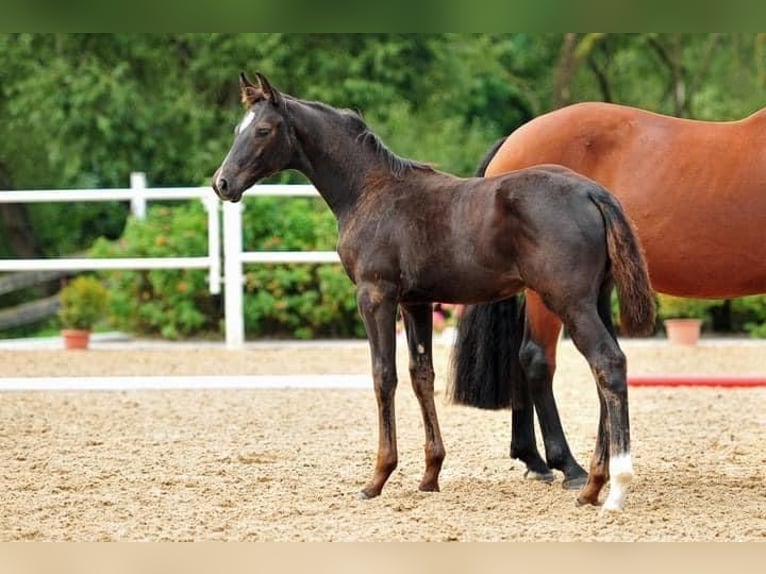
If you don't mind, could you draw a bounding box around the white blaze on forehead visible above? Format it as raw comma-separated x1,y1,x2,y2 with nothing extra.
236,111,255,134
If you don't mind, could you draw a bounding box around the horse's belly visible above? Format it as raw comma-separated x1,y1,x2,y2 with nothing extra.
639,228,766,298
399,267,524,305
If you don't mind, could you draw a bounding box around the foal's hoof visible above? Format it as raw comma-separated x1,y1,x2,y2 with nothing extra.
562,473,588,490
575,495,602,508
358,488,380,500
524,469,555,484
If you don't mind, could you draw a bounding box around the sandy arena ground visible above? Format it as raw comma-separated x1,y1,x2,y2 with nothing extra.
0,335,764,541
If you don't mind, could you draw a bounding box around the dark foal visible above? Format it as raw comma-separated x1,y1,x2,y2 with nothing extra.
212,72,654,510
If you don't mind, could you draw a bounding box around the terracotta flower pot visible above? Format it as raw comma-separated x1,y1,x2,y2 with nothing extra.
663,318,702,346
61,329,91,350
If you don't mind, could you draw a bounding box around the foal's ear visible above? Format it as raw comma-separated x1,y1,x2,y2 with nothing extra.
239,72,257,90
255,72,281,106
239,72,263,106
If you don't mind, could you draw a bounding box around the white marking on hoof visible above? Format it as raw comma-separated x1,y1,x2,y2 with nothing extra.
602,453,634,511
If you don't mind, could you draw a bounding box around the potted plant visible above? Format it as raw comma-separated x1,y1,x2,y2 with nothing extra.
58,275,108,350
657,294,719,345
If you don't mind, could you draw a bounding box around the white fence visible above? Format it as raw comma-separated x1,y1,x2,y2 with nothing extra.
0,173,340,348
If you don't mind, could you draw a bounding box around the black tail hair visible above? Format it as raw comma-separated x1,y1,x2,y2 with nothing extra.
447,298,525,409
474,136,508,177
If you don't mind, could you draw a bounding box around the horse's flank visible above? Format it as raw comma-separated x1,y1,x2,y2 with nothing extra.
488,101,766,297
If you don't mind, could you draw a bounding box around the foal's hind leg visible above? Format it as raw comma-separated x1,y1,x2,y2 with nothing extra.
564,305,633,511
576,388,609,506
517,292,588,488
401,303,446,492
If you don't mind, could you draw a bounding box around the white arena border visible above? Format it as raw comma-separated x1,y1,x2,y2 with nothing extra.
0,374,372,392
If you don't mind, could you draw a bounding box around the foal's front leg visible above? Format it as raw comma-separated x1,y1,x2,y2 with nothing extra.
400,303,445,492
356,282,400,499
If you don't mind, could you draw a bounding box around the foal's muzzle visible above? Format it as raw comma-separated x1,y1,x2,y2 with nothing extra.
211,170,242,203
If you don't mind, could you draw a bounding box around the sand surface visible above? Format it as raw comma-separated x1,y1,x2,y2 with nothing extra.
0,337,764,541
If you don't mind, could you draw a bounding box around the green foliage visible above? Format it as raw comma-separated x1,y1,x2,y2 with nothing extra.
242,197,337,251
58,275,108,330
4,34,766,339
241,196,364,339
730,295,766,337
657,294,721,327
90,202,216,339
90,196,364,340
243,264,363,339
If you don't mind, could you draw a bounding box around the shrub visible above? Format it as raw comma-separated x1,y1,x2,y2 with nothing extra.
90,202,217,339
730,295,766,337
656,294,721,324
91,196,364,340
241,196,364,339
58,275,108,330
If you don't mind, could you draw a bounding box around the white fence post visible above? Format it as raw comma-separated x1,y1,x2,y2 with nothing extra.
222,201,245,348
130,172,147,219
202,195,221,295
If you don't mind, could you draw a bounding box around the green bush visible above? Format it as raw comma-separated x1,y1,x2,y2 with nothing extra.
241,196,364,339
656,294,721,323
655,294,766,337
58,275,108,330
90,202,217,339
91,196,364,340
730,295,766,337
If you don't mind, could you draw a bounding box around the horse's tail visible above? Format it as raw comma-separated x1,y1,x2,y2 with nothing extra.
445,135,523,410
474,136,508,177
588,187,656,336
446,297,525,409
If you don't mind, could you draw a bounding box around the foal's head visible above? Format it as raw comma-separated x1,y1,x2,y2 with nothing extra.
212,72,295,202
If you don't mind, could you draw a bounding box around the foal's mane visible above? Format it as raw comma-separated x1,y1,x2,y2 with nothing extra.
243,84,433,178
290,96,434,178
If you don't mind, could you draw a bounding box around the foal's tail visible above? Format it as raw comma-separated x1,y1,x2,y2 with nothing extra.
587,187,656,336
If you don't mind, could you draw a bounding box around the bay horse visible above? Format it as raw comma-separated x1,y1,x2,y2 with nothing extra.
212,73,655,510
450,101,766,489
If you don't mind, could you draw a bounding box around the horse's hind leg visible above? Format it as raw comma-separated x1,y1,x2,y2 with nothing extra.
518,292,588,488
510,388,552,483
401,303,445,492
564,303,633,511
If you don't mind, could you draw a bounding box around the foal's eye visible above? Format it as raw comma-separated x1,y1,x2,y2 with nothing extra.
255,127,271,137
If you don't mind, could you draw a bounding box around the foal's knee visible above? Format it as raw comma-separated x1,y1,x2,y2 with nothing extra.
372,362,398,397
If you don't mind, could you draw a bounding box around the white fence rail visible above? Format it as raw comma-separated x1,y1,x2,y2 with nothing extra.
0,174,341,348
0,173,222,294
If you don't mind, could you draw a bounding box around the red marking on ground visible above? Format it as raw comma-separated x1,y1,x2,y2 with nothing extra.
629,376,766,388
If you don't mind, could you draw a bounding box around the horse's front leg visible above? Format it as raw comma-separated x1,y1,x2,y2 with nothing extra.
356,282,400,499
400,303,445,492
